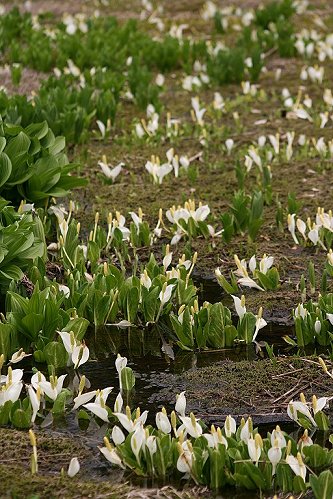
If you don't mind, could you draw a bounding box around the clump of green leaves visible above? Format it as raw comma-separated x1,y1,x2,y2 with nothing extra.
0,118,85,204
170,294,266,349
285,294,333,347
0,283,89,364
221,190,264,243
216,254,280,293
0,203,46,290
255,0,295,29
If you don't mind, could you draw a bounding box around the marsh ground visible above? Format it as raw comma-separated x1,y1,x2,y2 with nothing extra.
1,0,333,496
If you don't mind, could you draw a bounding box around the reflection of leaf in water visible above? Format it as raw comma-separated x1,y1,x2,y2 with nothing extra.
157,322,175,360
106,320,134,328
40,412,53,429
161,342,175,361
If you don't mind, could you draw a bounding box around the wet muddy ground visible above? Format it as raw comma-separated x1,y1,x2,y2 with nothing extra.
3,343,329,498
1,0,333,497
81,327,333,426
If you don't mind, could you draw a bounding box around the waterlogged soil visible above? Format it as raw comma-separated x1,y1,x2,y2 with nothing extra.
148,356,333,425
1,351,330,498
80,327,333,427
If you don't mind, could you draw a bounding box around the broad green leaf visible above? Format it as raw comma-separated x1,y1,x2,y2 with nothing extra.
276,463,293,492
0,264,23,281
142,286,159,322
310,470,333,499
314,411,330,431
0,323,14,360
0,137,6,153
207,303,230,348
238,312,256,343
48,136,65,155
25,121,49,140
120,366,136,391
52,389,71,414
11,408,31,429
62,317,89,341
4,131,31,170
126,286,139,323
43,341,68,367
21,313,44,341
7,291,29,315
303,444,332,468
0,400,12,425
0,152,12,188
293,475,307,493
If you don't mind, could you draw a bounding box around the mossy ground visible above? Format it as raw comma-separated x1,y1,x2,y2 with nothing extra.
151,356,333,424
0,429,211,498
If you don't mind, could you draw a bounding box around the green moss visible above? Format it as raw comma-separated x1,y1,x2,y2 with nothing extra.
0,429,210,498
152,356,333,423
0,466,129,499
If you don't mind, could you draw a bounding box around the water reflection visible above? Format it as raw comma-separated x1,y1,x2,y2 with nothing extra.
80,324,294,426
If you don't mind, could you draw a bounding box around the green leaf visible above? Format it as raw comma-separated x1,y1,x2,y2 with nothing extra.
238,312,256,343
171,307,194,348
310,470,333,499
126,286,139,323
256,271,275,290
11,408,31,429
207,303,229,348
0,323,14,360
283,335,297,346
4,131,31,171
62,318,89,341
52,389,71,414
303,444,332,468
0,137,6,153
224,325,238,346
0,264,24,281
87,240,100,267
25,121,49,140
120,366,136,391
142,286,159,322
242,462,267,489
314,411,330,431
216,272,238,294
48,136,66,155
43,341,68,367
94,294,111,326
7,291,29,315
77,409,90,420
0,400,12,425
276,462,294,492
209,445,226,489
293,475,307,493
33,349,45,363
21,313,44,341
0,152,12,188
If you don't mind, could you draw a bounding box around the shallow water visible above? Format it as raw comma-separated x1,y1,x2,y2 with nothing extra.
81,320,294,425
